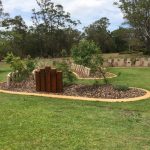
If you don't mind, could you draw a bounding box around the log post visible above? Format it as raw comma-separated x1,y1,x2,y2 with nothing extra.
40,69,46,91
56,71,63,93
45,67,51,92
51,69,57,93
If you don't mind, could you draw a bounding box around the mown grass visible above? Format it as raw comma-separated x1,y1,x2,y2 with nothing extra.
76,68,150,90
0,62,150,149
0,94,150,150
0,62,11,82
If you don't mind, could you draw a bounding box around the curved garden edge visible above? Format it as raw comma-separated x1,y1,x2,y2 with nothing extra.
0,88,150,103
72,72,117,80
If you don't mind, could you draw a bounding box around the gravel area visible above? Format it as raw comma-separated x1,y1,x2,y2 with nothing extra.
0,80,146,99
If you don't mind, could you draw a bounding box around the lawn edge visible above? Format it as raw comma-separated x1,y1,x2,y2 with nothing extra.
0,88,150,103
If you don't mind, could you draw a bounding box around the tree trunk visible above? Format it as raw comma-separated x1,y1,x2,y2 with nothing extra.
145,37,150,54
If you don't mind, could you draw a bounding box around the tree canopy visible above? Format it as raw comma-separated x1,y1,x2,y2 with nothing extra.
84,17,116,53
0,0,150,58
115,0,150,54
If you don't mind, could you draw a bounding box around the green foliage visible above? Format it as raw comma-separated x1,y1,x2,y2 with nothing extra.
111,27,129,52
2,16,27,57
56,61,76,86
71,40,103,68
61,49,67,57
4,52,14,64
4,52,36,81
117,72,122,77
93,80,101,87
90,54,103,72
112,27,145,53
1,1,80,58
113,84,129,91
84,17,116,53
97,67,109,85
115,0,150,53
25,56,36,73
71,40,109,85
31,0,80,57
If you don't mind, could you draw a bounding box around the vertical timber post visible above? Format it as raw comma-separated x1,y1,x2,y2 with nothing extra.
56,71,63,93
51,69,57,93
45,67,51,92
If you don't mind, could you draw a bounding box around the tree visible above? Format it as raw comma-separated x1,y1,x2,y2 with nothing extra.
2,16,28,57
0,0,9,27
71,40,103,68
31,0,80,57
0,0,81,58
84,17,116,53
115,0,150,54
111,27,129,52
112,27,144,52
0,0,9,58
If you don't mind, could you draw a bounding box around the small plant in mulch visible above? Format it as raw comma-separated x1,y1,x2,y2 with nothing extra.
93,80,101,87
113,84,130,91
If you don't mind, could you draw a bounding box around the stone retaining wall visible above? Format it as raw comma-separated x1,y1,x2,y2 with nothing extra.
103,58,150,67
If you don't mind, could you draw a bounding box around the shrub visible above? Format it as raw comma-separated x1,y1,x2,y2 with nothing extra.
25,56,36,73
61,49,68,57
71,40,103,68
5,53,36,82
93,80,101,87
113,84,129,91
4,52,14,64
56,61,76,86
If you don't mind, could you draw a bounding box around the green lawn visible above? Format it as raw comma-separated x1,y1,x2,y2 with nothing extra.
76,67,150,90
0,62,150,149
0,62,11,82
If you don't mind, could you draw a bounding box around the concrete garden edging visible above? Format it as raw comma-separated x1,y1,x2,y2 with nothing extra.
0,88,150,103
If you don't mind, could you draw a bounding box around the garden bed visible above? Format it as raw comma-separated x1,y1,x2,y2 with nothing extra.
73,72,117,79
0,79,147,99
62,84,146,99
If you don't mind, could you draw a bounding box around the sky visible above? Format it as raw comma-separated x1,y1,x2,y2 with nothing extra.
2,0,124,31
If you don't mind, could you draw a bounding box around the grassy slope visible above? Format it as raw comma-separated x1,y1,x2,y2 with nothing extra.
0,62,150,149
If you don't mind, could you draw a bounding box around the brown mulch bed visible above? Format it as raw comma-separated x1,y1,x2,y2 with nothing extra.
0,79,36,93
62,84,146,99
0,78,146,99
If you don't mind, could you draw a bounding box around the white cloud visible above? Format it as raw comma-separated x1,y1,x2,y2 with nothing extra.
2,0,124,31
3,0,37,12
